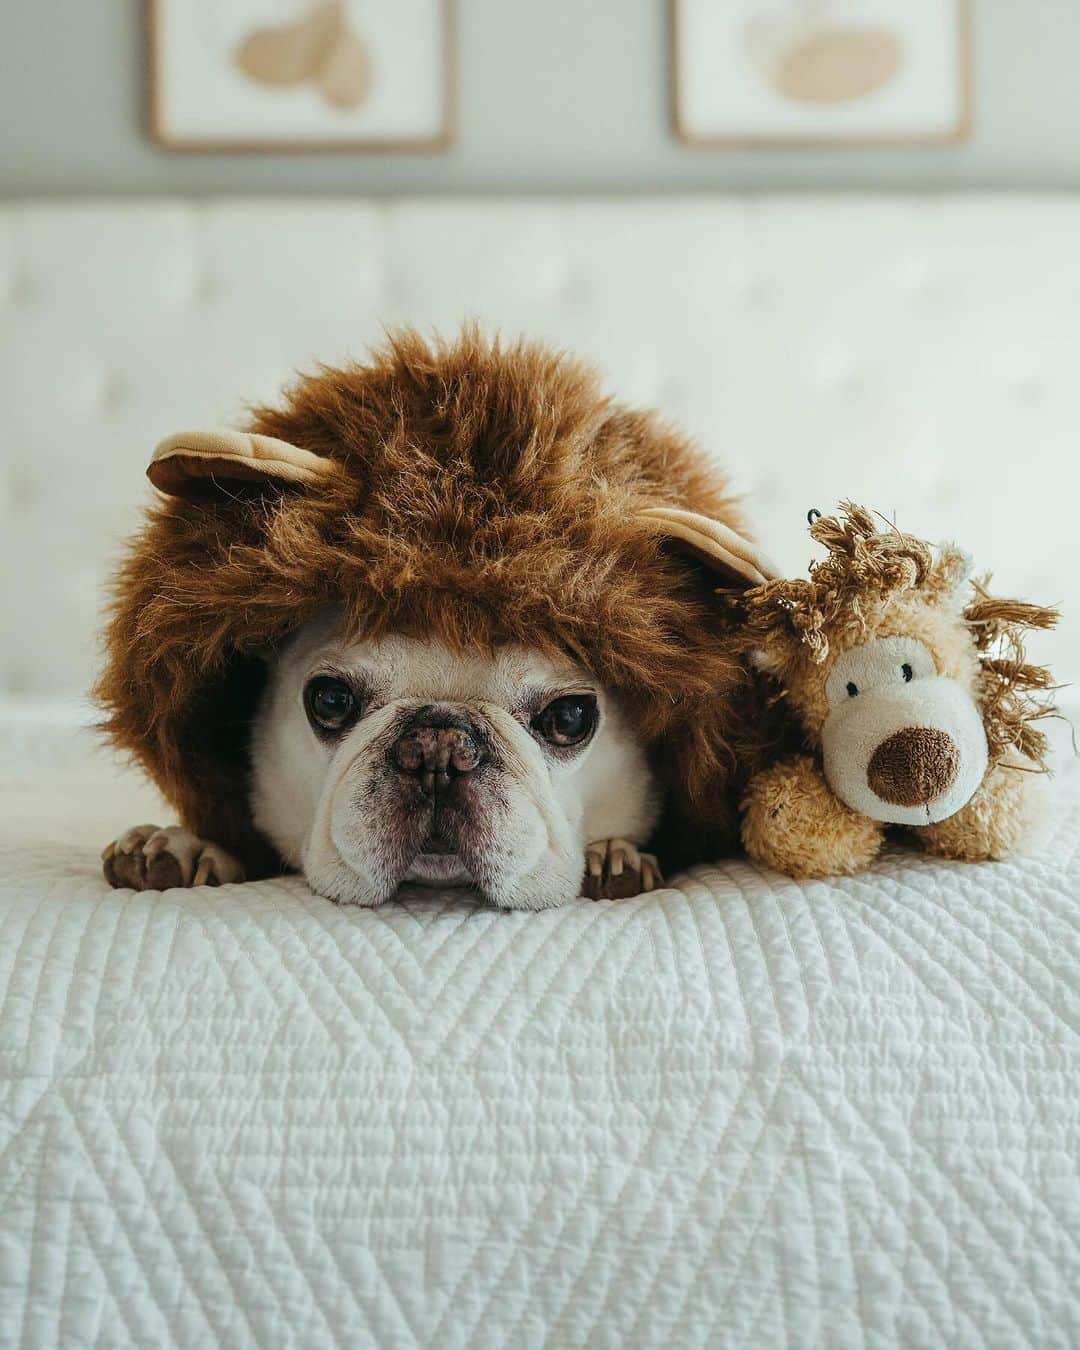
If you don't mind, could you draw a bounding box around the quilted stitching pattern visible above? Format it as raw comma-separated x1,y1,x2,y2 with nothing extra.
2,787,1080,1348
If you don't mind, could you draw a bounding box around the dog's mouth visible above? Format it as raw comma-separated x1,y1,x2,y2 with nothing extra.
419,832,456,855
402,829,476,886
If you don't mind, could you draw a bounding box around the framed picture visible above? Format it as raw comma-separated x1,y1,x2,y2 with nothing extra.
671,0,969,146
148,0,454,150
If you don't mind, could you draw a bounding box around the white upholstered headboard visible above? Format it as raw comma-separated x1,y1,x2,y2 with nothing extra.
1,195,1076,703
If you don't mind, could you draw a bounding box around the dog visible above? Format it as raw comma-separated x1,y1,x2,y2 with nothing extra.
98,330,775,908
104,617,663,908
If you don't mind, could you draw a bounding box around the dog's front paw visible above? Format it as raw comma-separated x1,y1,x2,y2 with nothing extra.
102,825,245,891
583,838,662,901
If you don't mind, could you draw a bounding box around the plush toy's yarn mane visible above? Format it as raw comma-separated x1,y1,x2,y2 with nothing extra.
963,581,1059,768
735,502,1060,771
737,503,937,662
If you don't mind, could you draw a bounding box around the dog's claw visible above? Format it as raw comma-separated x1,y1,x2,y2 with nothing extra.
102,825,244,892
583,838,663,901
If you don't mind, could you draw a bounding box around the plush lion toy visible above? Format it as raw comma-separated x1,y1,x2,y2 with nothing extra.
733,504,1059,880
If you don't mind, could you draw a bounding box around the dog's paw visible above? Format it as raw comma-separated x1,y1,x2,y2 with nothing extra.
102,825,245,891
583,838,663,901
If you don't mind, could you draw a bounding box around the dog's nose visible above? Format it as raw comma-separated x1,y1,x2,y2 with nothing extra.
392,713,484,796
866,727,960,807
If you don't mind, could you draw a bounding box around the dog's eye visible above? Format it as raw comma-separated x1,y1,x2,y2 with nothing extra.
901,662,913,682
304,676,357,731
532,694,598,748
846,681,859,698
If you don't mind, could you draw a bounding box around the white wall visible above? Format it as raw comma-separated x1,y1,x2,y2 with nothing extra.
1,0,1079,196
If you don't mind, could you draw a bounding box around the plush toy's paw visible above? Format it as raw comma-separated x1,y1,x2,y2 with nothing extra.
741,754,885,880
915,761,1046,862
102,825,245,891
583,838,663,900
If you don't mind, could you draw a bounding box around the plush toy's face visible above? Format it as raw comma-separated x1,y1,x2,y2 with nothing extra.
761,590,991,826
250,612,661,909
818,631,989,825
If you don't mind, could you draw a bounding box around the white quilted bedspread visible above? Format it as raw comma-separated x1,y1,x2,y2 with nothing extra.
2,785,1080,1348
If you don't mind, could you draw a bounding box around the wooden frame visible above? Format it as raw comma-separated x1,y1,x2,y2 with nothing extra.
146,0,455,152
669,0,971,148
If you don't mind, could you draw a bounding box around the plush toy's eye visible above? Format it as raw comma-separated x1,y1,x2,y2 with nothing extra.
532,694,598,748
827,637,936,709
304,676,358,732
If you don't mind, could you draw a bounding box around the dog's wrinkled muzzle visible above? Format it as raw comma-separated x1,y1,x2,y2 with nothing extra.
387,704,492,868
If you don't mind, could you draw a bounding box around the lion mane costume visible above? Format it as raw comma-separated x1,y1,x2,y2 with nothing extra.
96,329,775,880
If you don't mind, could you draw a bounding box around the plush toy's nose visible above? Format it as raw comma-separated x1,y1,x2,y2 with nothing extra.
392,710,484,797
866,727,960,807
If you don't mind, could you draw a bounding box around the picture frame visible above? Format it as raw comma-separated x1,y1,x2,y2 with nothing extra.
670,0,970,147
147,0,455,152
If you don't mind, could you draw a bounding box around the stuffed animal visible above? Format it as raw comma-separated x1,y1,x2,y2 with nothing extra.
733,504,1059,879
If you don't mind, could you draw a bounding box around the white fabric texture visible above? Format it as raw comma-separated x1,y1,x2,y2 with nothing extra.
2,771,1079,1348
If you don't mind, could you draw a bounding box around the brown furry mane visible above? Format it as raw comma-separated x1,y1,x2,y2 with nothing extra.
95,327,756,875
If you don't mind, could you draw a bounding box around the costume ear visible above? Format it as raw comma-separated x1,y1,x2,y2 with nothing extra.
639,505,780,589
147,429,343,500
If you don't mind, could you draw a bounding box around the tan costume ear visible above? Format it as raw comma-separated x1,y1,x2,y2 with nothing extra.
147,429,343,500
639,505,780,589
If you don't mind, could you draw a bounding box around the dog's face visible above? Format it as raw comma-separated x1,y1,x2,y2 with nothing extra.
251,612,661,909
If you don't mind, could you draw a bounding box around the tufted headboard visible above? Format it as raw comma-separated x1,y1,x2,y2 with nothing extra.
1,196,1076,704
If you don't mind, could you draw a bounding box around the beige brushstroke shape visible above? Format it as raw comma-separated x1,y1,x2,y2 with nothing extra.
744,11,902,103
315,27,371,107
233,0,371,109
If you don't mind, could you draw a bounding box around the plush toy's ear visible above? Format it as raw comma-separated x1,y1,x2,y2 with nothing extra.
147,429,343,500
639,505,780,589
928,543,974,606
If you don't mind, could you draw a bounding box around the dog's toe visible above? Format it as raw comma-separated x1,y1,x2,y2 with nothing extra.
111,824,160,857
638,852,662,892
193,842,243,886
583,838,663,900
144,847,187,891
102,825,244,891
103,844,148,890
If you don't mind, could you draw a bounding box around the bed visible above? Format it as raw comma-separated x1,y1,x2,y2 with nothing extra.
2,777,1079,1346
1,197,1079,1346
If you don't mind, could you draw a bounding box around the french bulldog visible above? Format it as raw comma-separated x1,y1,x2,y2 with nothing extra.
103,617,663,909
98,332,776,909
